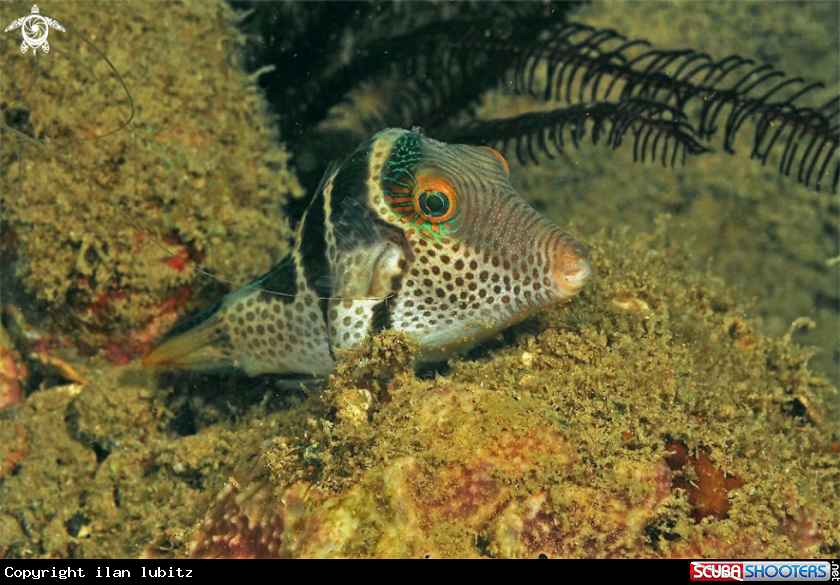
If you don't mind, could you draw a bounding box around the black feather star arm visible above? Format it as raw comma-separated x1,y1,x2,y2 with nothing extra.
303,15,566,139
442,99,707,169
314,16,838,193
498,22,839,192
242,4,579,144
241,4,836,195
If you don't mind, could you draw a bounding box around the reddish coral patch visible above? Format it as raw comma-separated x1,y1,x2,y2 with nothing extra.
0,345,27,408
161,237,197,273
94,289,127,307
664,440,688,470
665,441,744,522
102,289,192,366
163,246,191,273
1,425,31,479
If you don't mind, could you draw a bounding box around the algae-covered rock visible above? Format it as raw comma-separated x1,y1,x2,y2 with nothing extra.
179,229,838,558
0,0,301,362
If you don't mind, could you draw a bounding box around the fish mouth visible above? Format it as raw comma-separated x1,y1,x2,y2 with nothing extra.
552,239,591,299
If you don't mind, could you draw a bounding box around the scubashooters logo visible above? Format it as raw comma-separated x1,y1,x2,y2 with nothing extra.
4,5,64,54
691,561,835,582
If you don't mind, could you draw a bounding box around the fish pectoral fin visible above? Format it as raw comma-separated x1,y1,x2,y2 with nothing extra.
331,240,405,301
326,196,406,301
142,303,233,372
366,241,404,298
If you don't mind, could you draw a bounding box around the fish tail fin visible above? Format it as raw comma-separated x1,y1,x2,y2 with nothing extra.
142,300,234,372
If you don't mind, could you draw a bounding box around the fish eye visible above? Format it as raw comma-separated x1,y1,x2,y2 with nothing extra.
382,171,458,238
418,190,450,217
414,176,456,223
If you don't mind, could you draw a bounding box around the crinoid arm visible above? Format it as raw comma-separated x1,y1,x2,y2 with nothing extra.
443,99,707,169
242,5,836,195
318,17,838,193
496,22,840,193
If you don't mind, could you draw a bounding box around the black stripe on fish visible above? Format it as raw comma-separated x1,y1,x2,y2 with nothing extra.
369,296,394,336
299,188,330,290
299,141,377,284
297,192,333,337
255,255,299,304
297,158,348,304
329,150,376,243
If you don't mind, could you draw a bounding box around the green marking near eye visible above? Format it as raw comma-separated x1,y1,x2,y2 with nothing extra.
380,132,457,242
382,132,421,189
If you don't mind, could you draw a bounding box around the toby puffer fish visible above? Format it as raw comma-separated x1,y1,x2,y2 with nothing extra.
143,129,590,376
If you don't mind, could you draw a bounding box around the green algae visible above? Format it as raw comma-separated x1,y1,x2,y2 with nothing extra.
0,0,837,559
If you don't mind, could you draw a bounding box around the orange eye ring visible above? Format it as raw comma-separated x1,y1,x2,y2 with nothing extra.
414,176,456,222
480,145,509,176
